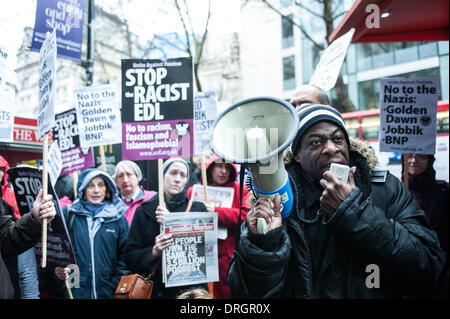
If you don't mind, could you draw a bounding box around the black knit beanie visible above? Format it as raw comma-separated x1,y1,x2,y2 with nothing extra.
291,104,350,154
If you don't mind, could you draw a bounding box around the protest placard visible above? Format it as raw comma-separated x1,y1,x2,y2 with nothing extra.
194,92,217,156
7,166,76,268
0,86,15,142
37,28,57,139
48,142,62,187
54,108,95,175
309,28,355,92
121,58,194,160
379,77,439,154
191,184,233,240
30,0,85,62
162,212,219,288
75,84,122,148
0,41,9,87
191,185,234,208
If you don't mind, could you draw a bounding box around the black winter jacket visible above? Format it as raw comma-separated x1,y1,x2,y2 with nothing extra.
228,140,446,299
0,200,41,298
124,191,208,299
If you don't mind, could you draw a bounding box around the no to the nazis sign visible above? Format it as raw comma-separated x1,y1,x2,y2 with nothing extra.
121,58,194,160
74,84,122,148
379,77,439,154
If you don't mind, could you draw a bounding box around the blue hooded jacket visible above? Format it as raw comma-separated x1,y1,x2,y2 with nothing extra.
63,168,129,299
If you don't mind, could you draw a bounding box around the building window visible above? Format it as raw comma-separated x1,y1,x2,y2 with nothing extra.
283,55,296,91
282,14,294,49
358,78,379,110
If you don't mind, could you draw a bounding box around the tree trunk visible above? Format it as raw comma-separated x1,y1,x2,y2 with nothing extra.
323,0,355,112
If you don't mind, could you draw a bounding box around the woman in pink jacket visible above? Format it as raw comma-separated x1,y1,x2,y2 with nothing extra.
187,154,250,298
114,161,155,226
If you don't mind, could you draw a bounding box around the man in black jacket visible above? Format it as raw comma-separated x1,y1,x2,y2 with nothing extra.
228,104,445,298
0,189,56,298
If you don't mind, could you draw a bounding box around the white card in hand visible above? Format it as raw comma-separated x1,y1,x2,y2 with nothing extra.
330,163,350,183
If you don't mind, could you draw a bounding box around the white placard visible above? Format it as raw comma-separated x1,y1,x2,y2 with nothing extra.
162,212,219,288
0,86,15,142
75,84,122,148
194,91,217,155
379,77,439,154
0,42,10,88
48,142,63,187
309,28,355,92
191,184,234,240
37,29,57,139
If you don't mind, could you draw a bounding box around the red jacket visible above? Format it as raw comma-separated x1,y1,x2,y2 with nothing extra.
0,156,21,220
187,154,250,299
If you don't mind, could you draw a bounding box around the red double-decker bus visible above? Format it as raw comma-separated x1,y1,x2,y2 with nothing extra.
341,100,449,181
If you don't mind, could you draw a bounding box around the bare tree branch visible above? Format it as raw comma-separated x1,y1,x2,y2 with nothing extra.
195,0,211,66
294,0,324,20
174,0,193,57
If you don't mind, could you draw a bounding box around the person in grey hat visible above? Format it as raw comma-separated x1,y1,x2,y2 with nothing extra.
123,158,208,299
227,103,445,299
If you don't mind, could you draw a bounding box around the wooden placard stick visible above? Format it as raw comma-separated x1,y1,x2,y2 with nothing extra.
72,171,78,199
158,159,165,234
201,155,209,205
41,132,49,268
98,145,107,172
65,279,74,299
403,154,409,189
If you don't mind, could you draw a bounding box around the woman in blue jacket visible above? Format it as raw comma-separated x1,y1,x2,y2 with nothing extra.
55,168,129,299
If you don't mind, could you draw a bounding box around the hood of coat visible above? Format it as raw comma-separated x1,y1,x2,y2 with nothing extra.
0,156,10,189
202,154,237,186
71,168,127,218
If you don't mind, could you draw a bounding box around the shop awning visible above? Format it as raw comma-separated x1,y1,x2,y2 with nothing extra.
329,0,449,43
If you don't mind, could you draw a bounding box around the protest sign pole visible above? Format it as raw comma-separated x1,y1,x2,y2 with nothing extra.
158,159,165,233
65,279,74,299
158,158,165,208
41,132,49,268
201,155,209,204
98,145,107,172
403,154,409,189
73,171,78,198
201,155,212,297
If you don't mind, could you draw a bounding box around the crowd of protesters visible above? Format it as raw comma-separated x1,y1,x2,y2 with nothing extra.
0,85,448,299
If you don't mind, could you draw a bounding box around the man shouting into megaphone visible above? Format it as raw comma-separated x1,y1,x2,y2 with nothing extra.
227,103,446,299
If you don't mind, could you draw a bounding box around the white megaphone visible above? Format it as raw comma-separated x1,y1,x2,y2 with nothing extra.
210,97,299,234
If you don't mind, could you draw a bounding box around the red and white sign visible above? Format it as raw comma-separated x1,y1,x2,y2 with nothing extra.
13,117,53,145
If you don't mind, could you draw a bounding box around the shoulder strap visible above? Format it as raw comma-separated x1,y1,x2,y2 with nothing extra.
65,206,77,256
435,180,448,212
370,169,388,212
234,165,246,253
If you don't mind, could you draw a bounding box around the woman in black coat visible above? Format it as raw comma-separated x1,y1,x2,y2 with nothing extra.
124,158,208,299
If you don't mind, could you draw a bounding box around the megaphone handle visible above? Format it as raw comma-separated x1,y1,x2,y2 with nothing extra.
257,217,268,235
256,194,283,235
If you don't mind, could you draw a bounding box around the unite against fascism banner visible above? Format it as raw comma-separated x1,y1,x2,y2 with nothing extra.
75,84,122,148
194,91,217,156
379,77,439,154
121,58,194,160
7,166,76,267
54,108,95,175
